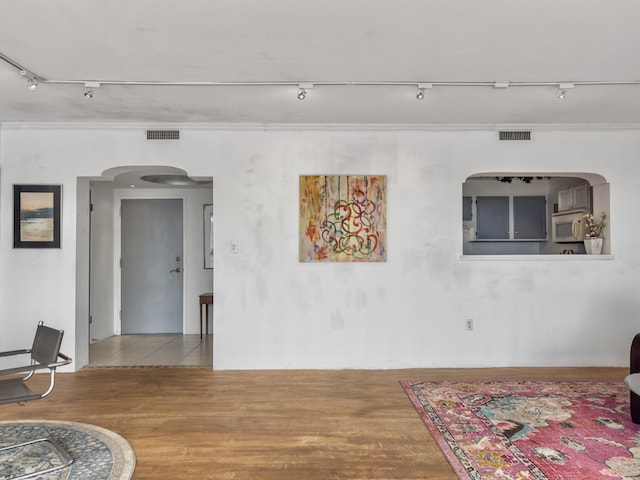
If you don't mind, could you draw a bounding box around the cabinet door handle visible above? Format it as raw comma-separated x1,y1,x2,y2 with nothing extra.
170,267,182,273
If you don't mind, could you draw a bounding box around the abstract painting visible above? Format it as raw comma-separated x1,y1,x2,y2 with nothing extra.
13,185,61,248
299,175,386,262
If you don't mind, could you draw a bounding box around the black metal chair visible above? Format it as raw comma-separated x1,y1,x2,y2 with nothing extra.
0,321,73,479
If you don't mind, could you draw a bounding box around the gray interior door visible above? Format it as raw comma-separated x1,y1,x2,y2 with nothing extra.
121,199,183,334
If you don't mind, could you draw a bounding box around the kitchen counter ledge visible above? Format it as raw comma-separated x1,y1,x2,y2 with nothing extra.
460,254,614,261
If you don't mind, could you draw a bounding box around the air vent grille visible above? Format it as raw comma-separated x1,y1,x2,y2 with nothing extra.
146,130,180,140
499,131,531,141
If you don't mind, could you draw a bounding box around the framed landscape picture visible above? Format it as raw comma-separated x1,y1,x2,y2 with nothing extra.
13,184,62,248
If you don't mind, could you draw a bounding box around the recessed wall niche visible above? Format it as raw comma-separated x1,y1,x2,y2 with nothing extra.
462,174,610,256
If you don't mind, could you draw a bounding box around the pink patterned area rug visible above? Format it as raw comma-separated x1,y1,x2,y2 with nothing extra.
401,380,640,479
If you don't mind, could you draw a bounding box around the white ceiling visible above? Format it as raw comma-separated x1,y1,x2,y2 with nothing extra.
1,0,640,127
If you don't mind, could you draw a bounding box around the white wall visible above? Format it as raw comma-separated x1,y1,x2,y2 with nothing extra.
89,181,115,342
0,126,638,370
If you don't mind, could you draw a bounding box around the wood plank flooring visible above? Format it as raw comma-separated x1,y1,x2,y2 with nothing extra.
0,367,627,479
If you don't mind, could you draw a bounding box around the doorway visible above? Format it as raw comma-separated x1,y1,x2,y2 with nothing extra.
82,166,213,368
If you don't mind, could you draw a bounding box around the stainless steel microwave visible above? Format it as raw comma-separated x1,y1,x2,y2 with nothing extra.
551,210,587,243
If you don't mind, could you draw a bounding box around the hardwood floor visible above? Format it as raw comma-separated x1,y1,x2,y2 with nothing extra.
0,367,627,479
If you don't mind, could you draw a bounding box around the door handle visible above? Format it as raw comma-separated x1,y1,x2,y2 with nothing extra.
170,267,182,273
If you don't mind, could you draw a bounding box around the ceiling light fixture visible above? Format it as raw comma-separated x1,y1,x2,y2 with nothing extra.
83,81,100,99
416,83,432,100
3,49,638,102
557,83,574,99
297,83,313,100
26,78,38,92
17,66,44,93
140,174,212,186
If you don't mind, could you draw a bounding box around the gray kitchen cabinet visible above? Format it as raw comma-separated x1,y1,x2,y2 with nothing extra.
476,196,509,239
462,196,473,221
475,195,546,240
513,196,546,239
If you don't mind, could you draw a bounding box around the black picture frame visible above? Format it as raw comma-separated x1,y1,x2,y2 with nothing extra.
13,184,62,248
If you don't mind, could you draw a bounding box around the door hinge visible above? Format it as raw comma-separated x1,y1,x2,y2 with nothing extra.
89,315,93,324
119,258,122,268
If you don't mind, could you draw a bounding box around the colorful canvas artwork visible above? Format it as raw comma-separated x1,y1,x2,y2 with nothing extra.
299,175,387,262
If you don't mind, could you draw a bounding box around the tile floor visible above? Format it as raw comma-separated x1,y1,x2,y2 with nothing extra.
88,334,213,367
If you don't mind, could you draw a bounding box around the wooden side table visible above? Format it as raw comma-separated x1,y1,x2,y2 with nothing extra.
199,293,213,338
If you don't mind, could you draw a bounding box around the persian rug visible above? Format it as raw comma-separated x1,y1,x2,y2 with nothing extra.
0,420,135,480
401,380,640,479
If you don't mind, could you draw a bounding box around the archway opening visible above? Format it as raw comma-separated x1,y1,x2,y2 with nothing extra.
75,166,213,368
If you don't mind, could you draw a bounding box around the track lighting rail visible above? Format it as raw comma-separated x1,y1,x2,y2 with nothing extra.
3,50,640,99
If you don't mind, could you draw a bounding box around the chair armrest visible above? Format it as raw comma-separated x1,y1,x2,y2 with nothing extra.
0,349,30,358
54,352,72,368
0,353,71,377
0,363,51,377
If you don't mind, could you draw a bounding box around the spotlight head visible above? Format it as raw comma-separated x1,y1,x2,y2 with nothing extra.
84,82,100,99
297,83,313,100
20,69,41,92
556,89,566,99
26,78,38,92
416,89,425,100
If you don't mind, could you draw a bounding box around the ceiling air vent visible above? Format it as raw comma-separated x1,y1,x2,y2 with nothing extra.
146,130,180,140
498,131,531,141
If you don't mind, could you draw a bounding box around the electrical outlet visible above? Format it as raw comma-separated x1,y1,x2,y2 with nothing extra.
465,319,474,331
229,240,239,254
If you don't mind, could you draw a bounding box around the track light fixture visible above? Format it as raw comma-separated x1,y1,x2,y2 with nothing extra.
26,78,38,92
4,49,640,106
416,83,432,100
297,83,313,100
556,83,574,99
18,67,43,93
83,82,100,99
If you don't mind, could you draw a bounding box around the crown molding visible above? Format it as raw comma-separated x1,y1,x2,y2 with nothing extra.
3,121,640,132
